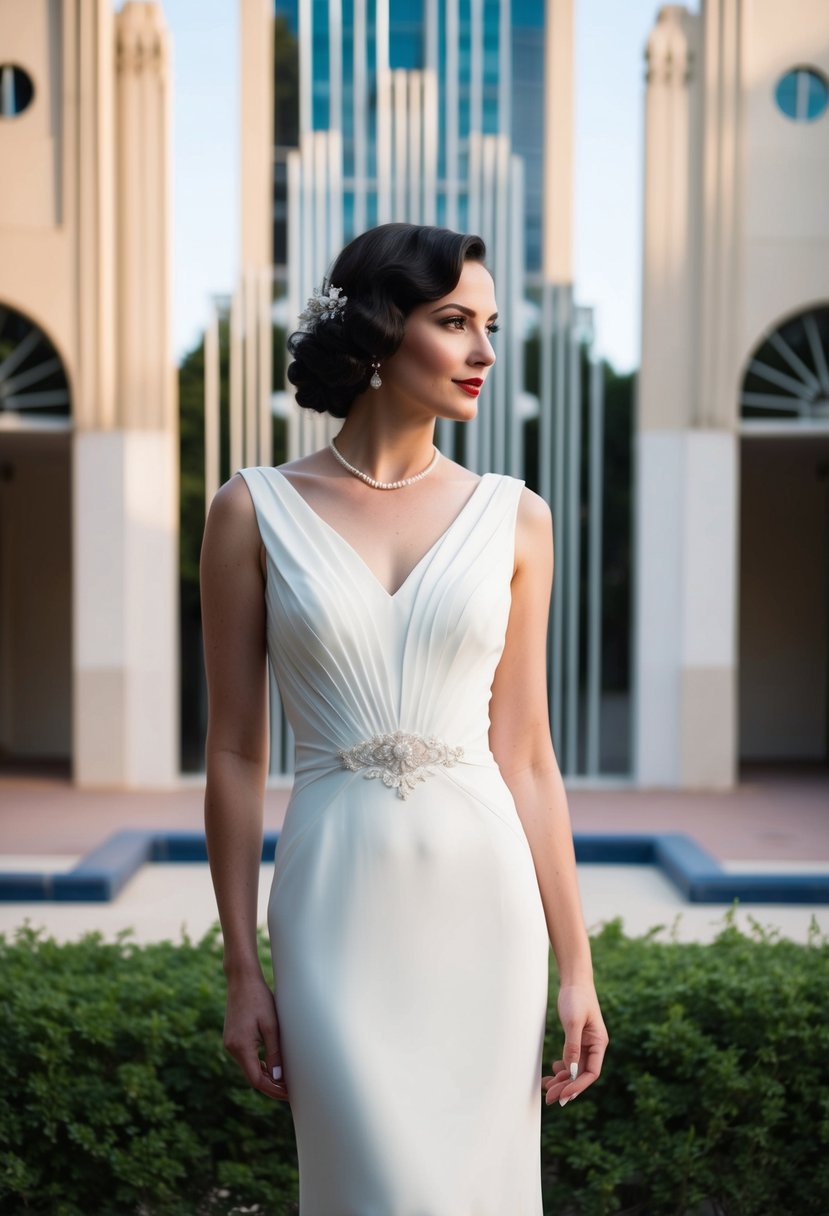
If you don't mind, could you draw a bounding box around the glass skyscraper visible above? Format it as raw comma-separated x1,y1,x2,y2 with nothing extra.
273,0,545,274
266,0,607,779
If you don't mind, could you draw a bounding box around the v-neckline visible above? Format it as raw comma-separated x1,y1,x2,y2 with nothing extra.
270,467,493,600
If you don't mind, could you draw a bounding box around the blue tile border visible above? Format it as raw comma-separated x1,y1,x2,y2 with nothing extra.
1,829,827,904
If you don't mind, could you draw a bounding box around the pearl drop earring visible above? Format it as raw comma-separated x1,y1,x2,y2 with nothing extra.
370,360,382,390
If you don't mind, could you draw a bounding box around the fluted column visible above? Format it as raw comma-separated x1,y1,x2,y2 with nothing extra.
73,1,178,786
635,5,738,789
542,0,573,285
639,4,700,433
698,0,742,431
114,1,173,431
73,0,117,432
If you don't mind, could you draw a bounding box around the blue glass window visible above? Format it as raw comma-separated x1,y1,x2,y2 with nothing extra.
459,0,471,86
390,30,424,69
343,190,355,241
312,0,331,129
483,89,498,134
484,0,501,87
511,0,543,28
390,0,424,69
459,93,470,138
458,192,468,233
775,67,828,122
392,0,423,25
342,80,354,175
511,10,543,271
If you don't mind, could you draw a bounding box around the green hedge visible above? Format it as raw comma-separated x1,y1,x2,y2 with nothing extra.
1,912,827,1216
542,913,829,1215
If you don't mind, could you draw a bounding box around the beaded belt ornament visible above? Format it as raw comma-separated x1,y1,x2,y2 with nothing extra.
338,730,464,800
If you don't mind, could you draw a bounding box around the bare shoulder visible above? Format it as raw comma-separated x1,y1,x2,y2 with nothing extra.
202,472,260,565
207,470,256,525
516,485,553,531
513,486,553,575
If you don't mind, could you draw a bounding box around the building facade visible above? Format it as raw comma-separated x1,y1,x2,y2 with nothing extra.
636,1,829,786
0,0,178,786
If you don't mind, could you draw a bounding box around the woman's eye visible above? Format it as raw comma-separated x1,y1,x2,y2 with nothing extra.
441,317,499,334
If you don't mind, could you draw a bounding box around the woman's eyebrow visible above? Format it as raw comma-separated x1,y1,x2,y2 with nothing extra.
430,303,499,321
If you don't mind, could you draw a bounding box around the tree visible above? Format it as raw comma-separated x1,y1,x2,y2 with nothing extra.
177,319,287,771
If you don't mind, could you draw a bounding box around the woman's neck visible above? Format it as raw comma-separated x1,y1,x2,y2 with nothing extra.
332,406,437,485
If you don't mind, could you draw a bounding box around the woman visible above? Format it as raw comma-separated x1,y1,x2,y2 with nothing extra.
200,222,608,1213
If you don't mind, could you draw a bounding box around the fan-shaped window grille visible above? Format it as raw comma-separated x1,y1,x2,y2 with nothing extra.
741,305,829,422
0,305,70,419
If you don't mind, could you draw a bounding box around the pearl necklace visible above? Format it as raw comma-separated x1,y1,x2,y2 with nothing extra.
328,438,440,490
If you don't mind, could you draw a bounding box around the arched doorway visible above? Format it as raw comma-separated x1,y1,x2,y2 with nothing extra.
0,303,72,773
738,304,829,772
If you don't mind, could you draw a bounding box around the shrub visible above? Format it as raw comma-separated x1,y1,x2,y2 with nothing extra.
542,911,829,1215
0,911,826,1214
0,926,298,1216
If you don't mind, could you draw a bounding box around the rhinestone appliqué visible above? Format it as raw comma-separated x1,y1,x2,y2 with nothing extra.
338,730,464,800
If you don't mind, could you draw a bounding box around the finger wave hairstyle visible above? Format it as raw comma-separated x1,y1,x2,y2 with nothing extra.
286,222,487,418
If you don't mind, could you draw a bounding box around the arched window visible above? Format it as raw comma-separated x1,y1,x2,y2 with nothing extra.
741,305,829,422
774,67,828,123
0,306,70,420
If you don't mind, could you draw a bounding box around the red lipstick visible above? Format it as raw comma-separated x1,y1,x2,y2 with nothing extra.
453,378,484,397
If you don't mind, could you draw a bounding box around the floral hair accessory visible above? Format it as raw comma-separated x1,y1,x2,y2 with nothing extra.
298,283,347,332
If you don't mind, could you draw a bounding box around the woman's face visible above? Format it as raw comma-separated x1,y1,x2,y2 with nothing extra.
379,259,498,421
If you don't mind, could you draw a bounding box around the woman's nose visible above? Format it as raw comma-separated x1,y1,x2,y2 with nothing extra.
472,335,496,367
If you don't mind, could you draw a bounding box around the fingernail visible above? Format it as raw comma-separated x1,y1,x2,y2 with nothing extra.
272,1065,282,1081
559,1095,570,1107
570,1063,578,1081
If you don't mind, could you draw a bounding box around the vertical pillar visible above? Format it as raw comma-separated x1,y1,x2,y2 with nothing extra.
635,6,738,787
73,429,179,786
240,0,274,468
542,0,573,285
73,1,178,786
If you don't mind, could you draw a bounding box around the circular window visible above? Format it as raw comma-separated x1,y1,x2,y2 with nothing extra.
774,66,828,122
0,306,70,419
741,305,829,421
0,64,35,118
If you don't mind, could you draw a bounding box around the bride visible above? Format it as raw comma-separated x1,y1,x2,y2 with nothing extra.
200,221,608,1212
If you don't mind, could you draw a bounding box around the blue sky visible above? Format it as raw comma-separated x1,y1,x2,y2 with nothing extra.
161,0,698,373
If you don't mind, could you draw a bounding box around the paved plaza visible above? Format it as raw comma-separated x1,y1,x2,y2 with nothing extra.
1,762,827,946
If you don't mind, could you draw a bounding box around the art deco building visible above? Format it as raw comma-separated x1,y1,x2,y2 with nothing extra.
0,0,178,786
636,1,829,786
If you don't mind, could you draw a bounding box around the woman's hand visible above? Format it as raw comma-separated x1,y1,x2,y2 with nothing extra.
542,982,609,1107
223,971,290,1102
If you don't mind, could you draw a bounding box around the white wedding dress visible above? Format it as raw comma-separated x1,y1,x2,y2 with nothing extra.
237,465,550,1216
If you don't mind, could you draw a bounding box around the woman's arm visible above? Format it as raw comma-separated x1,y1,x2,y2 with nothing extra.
200,473,287,1101
489,486,609,1107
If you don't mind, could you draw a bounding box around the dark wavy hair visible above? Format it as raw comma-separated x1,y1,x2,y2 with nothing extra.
286,223,487,418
